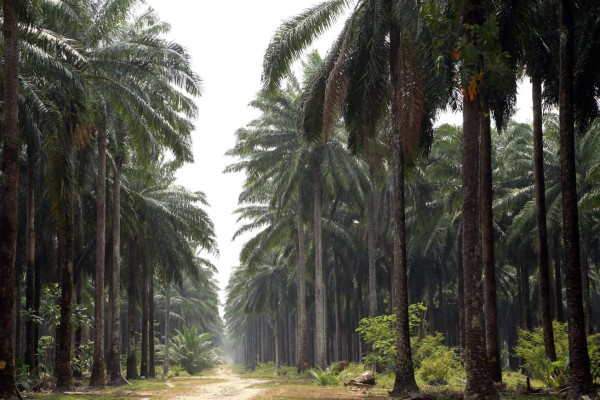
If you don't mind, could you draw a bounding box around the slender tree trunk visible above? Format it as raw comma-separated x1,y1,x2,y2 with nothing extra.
532,76,557,361
148,270,156,378
438,271,444,334
56,117,76,390
25,143,37,376
480,96,502,382
457,225,465,354
296,220,309,372
427,283,435,335
333,259,342,361
520,262,532,330
109,157,125,385
14,267,21,362
127,239,139,379
274,317,281,374
389,25,419,395
0,0,20,395
461,85,496,398
367,170,377,317
73,272,83,378
33,259,40,374
313,153,327,369
553,234,565,322
163,279,170,377
90,127,108,387
559,0,594,395
581,254,592,335
140,262,149,378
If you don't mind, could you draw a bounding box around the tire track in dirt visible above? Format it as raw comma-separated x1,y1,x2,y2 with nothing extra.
173,367,268,400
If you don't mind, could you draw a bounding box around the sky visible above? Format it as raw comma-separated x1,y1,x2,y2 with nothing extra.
146,0,534,309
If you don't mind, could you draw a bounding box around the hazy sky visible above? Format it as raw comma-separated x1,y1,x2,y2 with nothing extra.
146,0,533,307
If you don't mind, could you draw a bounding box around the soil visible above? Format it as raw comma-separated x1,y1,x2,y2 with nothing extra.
174,367,268,400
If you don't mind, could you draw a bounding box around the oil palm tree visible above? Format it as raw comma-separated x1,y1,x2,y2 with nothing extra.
0,0,21,395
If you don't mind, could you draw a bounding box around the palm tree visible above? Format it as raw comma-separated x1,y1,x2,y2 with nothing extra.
230,57,371,369
0,0,21,396
558,0,594,395
455,1,498,397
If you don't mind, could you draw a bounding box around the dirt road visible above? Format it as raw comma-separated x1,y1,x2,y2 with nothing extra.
174,367,268,400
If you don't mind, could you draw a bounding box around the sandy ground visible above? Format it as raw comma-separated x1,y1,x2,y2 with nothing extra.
174,367,268,400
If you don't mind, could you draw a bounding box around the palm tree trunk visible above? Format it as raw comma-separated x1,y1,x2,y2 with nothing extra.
0,0,20,395
90,126,107,387
367,170,377,317
56,117,76,390
480,96,502,382
140,262,149,378
581,253,591,335
73,272,83,378
333,259,342,361
519,261,532,330
389,25,418,395
127,238,139,379
461,85,496,398
149,269,156,378
109,157,125,385
313,152,327,369
296,220,309,372
532,76,557,361
457,224,465,354
274,317,281,374
553,234,565,322
559,0,594,395
25,142,37,377
33,258,41,374
163,279,170,377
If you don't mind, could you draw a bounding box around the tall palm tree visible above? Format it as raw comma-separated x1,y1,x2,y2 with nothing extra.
0,0,21,396
558,0,594,395
455,0,498,397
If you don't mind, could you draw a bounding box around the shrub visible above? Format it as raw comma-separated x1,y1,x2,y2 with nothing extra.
417,345,464,385
514,321,569,386
356,304,426,371
170,324,222,375
309,366,341,386
587,333,600,384
514,321,600,387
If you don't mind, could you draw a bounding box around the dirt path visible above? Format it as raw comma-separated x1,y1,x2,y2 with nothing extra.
174,367,269,400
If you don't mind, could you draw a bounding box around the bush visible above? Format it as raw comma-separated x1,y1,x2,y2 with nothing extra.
411,333,464,385
309,366,341,386
417,345,463,385
514,321,600,387
514,321,569,386
170,324,222,375
587,333,600,384
356,304,426,371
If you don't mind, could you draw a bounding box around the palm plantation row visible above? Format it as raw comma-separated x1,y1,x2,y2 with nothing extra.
226,0,599,398
0,0,220,397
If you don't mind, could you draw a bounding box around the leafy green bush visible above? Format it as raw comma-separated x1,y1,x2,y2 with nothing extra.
356,314,396,370
356,304,426,371
416,345,464,385
514,321,569,386
514,321,600,387
309,366,341,386
411,333,464,385
170,325,222,375
587,333,600,383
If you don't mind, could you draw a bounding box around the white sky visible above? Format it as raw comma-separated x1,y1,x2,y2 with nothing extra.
147,0,534,309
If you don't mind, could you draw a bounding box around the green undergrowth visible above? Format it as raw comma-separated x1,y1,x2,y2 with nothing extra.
27,376,223,400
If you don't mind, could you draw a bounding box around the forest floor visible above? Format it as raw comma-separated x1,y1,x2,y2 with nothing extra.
24,365,564,400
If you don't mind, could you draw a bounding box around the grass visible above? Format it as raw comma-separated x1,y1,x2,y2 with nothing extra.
25,364,566,400
243,363,565,400
27,376,223,400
